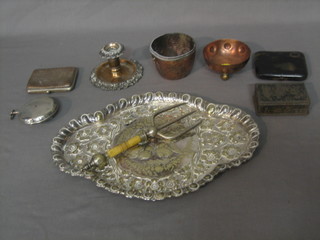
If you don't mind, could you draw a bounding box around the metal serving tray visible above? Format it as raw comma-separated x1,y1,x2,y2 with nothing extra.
51,92,259,200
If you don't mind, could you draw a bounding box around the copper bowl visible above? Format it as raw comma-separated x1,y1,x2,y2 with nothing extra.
203,39,251,80
150,33,196,80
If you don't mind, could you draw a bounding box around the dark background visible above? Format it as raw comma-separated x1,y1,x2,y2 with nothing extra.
1,0,319,239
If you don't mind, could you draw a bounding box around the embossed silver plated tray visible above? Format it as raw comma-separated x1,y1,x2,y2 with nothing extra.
51,92,259,200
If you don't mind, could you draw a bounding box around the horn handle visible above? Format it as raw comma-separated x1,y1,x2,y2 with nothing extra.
107,135,142,158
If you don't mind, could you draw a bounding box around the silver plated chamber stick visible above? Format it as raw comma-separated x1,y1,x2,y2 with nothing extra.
90,42,143,91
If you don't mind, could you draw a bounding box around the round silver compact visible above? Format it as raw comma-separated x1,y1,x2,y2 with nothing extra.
10,97,59,125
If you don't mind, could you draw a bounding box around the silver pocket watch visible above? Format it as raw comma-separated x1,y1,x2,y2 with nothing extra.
10,97,59,125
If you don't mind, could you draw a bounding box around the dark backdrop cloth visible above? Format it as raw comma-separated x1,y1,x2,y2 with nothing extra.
1,0,320,239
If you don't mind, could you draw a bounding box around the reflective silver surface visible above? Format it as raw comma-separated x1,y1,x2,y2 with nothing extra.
26,67,78,93
11,97,59,125
90,42,143,91
51,92,259,200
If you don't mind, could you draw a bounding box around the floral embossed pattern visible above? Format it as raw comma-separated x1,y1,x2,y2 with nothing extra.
51,92,259,200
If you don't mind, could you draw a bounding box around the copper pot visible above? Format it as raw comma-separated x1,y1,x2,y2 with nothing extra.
203,39,251,80
150,33,196,80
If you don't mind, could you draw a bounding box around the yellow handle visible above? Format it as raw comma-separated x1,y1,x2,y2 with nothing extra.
107,135,142,158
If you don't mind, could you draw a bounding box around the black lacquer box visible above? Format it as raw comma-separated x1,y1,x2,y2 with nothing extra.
253,51,308,81
254,83,310,115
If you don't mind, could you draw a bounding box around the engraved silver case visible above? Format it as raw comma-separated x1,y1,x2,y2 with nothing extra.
51,92,259,200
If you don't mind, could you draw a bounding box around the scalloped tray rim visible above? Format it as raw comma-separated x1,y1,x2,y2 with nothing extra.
51,91,260,201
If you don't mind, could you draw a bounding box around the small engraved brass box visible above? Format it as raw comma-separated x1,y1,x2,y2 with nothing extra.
27,67,78,93
254,83,310,116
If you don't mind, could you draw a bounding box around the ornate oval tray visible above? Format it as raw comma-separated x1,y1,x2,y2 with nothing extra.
51,92,259,200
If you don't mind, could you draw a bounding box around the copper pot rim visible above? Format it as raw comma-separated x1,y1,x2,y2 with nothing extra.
204,38,250,48
149,33,196,62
